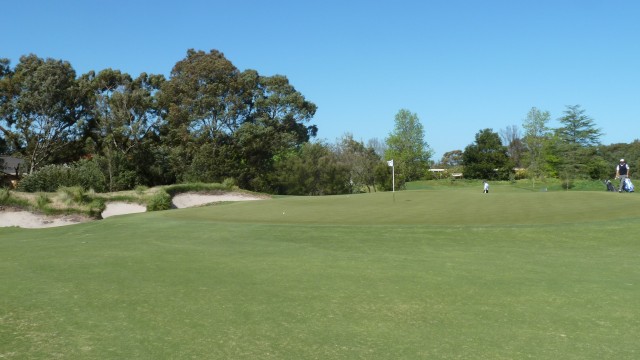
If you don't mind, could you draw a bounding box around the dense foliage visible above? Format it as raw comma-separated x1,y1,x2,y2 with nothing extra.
1,50,401,195
16,160,106,192
2,51,638,192
462,129,513,180
437,105,635,182
384,109,433,183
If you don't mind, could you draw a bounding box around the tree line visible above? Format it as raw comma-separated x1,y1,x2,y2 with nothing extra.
1,50,416,194
2,49,637,194
440,105,640,185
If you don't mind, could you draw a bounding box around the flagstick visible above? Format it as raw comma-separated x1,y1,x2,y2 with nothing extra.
387,159,395,194
392,164,395,193
392,163,396,202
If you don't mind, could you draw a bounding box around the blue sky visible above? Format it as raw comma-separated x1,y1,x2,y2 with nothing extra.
3,0,639,160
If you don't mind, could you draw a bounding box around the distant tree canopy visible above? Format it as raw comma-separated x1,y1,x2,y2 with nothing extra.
554,105,605,180
2,51,638,192
462,128,513,180
556,105,602,147
384,109,433,183
439,150,463,167
457,105,624,182
499,125,524,168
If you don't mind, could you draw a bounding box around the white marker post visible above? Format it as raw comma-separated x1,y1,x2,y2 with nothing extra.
387,159,394,192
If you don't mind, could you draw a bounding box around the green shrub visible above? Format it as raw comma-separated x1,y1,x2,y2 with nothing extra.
17,160,106,193
110,169,138,192
88,197,106,218
147,190,172,212
222,178,237,189
17,165,68,192
72,159,107,192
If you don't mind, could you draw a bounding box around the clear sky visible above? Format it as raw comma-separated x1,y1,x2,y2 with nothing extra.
3,0,639,160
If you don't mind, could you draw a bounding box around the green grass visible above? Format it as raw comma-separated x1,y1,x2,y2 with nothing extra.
1,187,640,359
407,178,611,192
162,182,235,196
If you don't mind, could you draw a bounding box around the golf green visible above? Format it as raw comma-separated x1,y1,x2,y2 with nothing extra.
1,188,639,359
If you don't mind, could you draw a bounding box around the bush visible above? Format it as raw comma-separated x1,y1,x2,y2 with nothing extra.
17,165,68,192
88,197,106,218
222,177,237,189
73,159,107,192
110,169,138,192
17,160,106,193
147,190,172,211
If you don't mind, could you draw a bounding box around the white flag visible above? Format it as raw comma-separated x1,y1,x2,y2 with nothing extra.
387,160,394,167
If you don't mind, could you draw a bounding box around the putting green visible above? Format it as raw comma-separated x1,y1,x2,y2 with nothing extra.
160,189,640,226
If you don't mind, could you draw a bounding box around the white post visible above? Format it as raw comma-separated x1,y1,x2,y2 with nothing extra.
392,164,395,192
387,160,395,192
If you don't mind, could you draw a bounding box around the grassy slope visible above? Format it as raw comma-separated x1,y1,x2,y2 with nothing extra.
1,187,639,359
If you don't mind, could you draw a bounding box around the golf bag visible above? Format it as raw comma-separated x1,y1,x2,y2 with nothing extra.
604,179,616,192
624,178,635,192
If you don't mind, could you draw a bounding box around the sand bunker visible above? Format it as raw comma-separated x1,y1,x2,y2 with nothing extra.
0,211,88,229
101,202,147,219
101,193,264,219
1,192,265,229
171,192,262,208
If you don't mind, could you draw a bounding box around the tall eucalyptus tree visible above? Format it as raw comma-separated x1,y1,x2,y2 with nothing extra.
0,55,86,173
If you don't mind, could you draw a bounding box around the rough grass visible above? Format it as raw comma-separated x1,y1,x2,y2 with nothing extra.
1,187,639,359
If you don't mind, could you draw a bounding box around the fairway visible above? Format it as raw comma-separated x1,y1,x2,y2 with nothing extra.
1,188,640,359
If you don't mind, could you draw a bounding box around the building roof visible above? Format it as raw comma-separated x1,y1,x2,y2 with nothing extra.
1,156,24,176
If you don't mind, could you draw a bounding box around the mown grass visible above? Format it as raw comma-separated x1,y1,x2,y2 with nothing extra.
407,178,611,192
1,186,639,359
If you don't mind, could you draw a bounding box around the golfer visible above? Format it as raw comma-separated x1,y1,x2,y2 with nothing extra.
483,181,489,194
616,159,630,192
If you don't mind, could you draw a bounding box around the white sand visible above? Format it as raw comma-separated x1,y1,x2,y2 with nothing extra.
101,202,147,219
1,192,265,228
171,192,262,208
0,211,87,229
